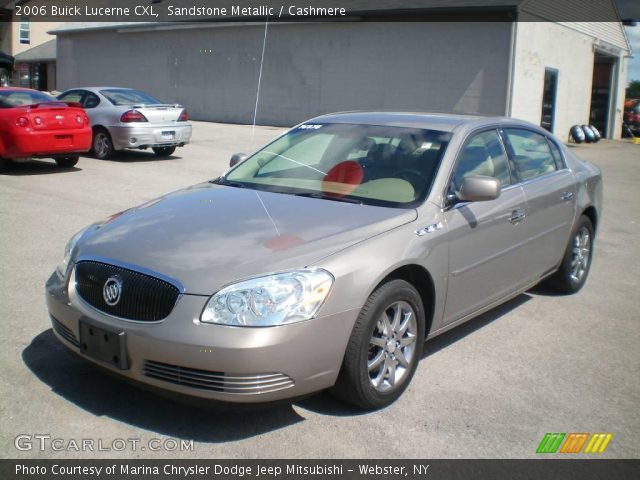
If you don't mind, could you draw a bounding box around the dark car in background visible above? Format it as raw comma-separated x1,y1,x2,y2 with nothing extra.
0,51,14,87
624,99,640,136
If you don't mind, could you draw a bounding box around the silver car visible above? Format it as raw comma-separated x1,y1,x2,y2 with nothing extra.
45,113,601,409
57,87,192,159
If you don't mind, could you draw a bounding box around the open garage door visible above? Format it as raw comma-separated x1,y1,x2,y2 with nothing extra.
589,52,616,137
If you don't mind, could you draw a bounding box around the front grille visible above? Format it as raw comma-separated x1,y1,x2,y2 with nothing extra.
51,315,79,347
75,261,180,321
143,360,295,395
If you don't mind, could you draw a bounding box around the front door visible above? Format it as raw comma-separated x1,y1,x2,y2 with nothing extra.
442,129,530,323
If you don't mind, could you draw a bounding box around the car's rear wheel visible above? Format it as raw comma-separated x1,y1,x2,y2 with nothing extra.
545,215,594,294
55,156,79,168
152,146,176,157
0,157,13,172
92,128,114,160
331,279,425,409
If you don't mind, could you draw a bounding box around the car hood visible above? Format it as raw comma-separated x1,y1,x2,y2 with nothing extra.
75,183,417,294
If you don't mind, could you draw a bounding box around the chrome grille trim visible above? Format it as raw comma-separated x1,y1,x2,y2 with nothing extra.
74,260,180,322
143,360,295,395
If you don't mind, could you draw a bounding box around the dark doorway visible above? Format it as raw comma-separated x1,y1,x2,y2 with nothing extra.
589,53,615,137
540,68,558,132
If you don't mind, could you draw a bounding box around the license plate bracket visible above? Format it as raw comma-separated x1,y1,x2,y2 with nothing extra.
79,321,129,370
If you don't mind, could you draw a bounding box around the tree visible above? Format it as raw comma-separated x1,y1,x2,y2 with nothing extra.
627,80,640,100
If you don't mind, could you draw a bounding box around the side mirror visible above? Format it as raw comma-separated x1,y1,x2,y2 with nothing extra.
457,176,501,202
229,153,248,168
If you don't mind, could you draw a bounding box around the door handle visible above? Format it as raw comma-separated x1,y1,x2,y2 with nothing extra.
509,209,526,224
560,191,574,201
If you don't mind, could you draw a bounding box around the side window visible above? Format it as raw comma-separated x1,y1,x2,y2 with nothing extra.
503,129,557,181
58,91,84,104
547,139,565,169
452,130,511,189
83,92,100,109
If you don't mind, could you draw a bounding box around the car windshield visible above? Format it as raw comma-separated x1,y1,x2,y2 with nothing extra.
224,123,451,208
100,89,162,106
0,89,54,108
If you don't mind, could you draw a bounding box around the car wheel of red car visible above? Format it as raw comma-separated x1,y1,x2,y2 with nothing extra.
55,156,79,168
152,146,176,157
0,157,13,172
92,128,114,160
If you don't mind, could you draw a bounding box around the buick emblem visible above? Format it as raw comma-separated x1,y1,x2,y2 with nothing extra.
103,276,123,306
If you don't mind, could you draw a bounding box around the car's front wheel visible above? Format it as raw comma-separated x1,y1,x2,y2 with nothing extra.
92,128,114,160
546,215,594,294
332,279,425,409
55,156,79,168
152,146,176,157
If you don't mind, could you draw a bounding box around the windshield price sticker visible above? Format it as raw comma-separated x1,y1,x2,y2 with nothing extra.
298,124,323,130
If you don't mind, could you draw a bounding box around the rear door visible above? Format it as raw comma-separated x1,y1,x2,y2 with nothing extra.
442,129,529,323
501,128,576,283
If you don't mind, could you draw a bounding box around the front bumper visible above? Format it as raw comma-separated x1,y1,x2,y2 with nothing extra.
45,271,357,403
108,123,192,150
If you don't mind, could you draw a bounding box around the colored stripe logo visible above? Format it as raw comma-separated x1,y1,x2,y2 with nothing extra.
536,433,612,454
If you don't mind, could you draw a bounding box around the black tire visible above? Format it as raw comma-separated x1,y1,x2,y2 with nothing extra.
331,279,425,410
0,69,9,87
55,156,79,168
545,215,594,294
0,157,13,172
92,128,114,160
152,146,176,157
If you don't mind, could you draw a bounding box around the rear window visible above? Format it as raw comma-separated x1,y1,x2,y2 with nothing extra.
100,89,162,106
0,89,53,108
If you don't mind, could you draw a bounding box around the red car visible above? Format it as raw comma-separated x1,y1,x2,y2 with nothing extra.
0,87,92,170
624,99,640,136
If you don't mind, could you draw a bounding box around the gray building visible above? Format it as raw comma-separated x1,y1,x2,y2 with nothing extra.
52,0,631,139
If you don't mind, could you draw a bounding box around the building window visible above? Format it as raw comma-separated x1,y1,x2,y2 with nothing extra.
540,68,558,133
19,18,30,44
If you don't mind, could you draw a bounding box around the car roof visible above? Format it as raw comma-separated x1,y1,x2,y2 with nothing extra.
309,111,539,133
63,87,135,93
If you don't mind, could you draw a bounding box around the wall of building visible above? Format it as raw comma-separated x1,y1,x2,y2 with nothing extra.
2,21,57,56
0,21,11,52
56,21,512,126
510,21,628,139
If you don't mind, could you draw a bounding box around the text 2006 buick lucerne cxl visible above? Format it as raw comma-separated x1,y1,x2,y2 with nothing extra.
46,113,602,409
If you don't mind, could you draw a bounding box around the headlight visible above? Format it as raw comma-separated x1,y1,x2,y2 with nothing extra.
56,227,88,278
201,269,334,327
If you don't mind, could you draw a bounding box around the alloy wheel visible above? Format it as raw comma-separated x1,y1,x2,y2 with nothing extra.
367,300,418,392
569,226,590,283
94,132,110,158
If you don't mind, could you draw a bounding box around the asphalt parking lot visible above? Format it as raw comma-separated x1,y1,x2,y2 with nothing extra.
1,121,638,459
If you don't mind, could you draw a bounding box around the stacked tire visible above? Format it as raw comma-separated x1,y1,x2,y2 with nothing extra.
569,125,601,144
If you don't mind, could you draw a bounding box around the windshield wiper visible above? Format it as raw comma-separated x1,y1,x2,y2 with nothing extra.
293,192,363,205
211,177,246,188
